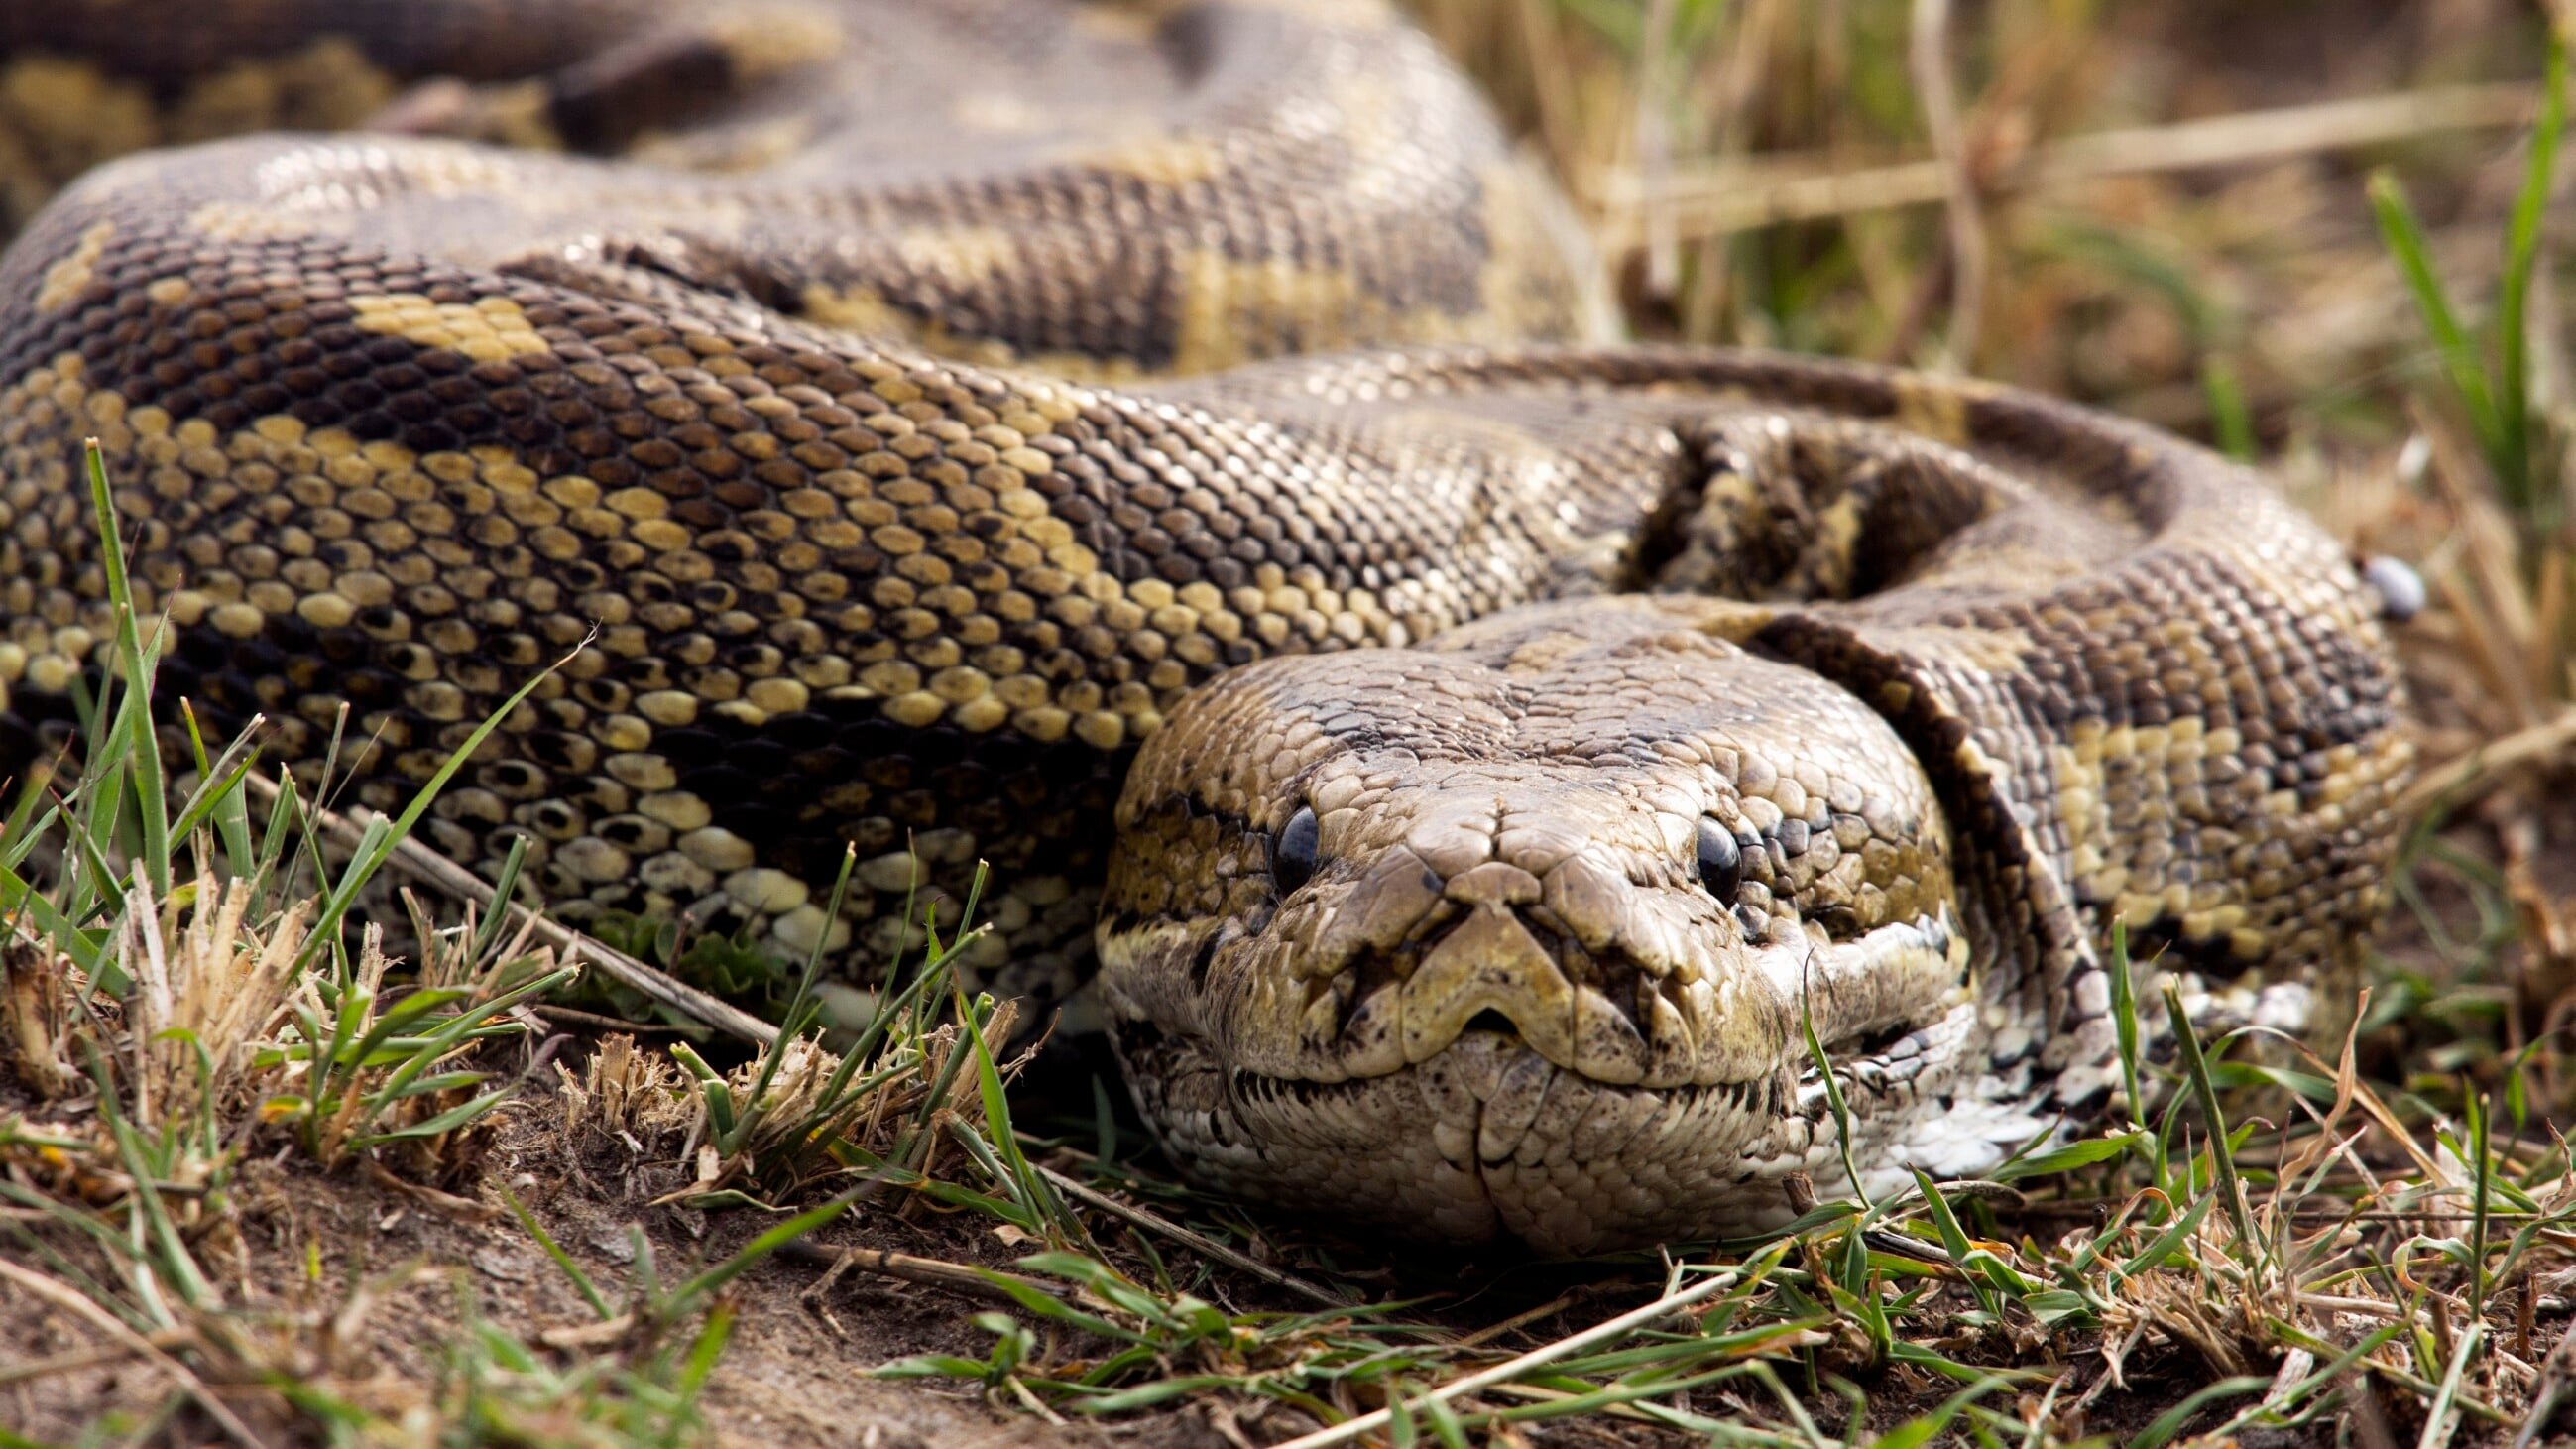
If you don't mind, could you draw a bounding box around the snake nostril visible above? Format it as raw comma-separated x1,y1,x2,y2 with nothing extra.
1462,1009,1517,1038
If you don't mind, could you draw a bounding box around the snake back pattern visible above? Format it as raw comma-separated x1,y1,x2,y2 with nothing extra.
0,0,2410,1252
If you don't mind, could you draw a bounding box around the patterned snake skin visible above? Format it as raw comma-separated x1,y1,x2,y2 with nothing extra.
0,0,2409,1251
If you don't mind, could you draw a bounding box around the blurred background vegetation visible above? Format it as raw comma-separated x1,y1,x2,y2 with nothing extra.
1416,0,2543,438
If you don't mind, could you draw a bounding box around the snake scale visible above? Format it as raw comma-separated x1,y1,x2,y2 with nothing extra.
0,0,2410,1252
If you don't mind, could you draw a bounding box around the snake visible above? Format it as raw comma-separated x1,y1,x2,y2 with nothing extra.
0,0,2411,1253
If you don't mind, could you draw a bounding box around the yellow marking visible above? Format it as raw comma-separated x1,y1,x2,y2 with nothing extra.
1,58,155,194
167,39,397,144
951,93,1053,136
802,284,927,340
348,294,550,361
188,200,351,243
1890,375,1976,446
1073,134,1231,188
708,5,847,78
893,227,1020,284
1476,161,1617,345
1170,251,1466,375
35,222,113,313
632,116,814,173
797,284,1152,381
1068,3,1178,42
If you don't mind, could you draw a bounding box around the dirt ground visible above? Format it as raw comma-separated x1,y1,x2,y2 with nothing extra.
9,955,2562,1449
5,0,2574,1440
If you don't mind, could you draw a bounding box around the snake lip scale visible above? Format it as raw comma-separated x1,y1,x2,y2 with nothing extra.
0,0,2411,1253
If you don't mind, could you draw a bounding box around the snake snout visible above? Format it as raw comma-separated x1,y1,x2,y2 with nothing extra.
1294,833,1731,1089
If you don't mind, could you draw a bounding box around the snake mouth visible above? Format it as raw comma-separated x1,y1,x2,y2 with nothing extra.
1106,1006,1987,1254
1097,896,1976,1251
1099,897,1967,1093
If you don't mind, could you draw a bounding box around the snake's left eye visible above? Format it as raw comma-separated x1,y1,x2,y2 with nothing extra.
1694,818,1742,900
1271,806,1321,895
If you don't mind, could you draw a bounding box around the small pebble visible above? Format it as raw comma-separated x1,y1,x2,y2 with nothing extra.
2361,554,2425,623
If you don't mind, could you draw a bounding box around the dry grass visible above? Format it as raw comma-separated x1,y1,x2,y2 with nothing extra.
9,3,2576,1446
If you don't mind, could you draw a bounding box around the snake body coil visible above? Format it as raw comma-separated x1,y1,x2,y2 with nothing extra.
0,0,2409,1251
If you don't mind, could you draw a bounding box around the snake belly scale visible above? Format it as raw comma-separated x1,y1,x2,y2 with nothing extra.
0,0,2409,1251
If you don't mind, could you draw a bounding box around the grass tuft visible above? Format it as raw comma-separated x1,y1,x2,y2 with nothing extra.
9,5,2576,1441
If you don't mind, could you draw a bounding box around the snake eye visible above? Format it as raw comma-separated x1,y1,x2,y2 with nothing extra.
1272,806,1321,895
1694,818,1742,900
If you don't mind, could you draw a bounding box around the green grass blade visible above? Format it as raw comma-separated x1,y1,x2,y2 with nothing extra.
2109,1188,2216,1287
660,1191,855,1319
0,767,58,872
84,1070,213,1313
2108,921,2145,1126
956,981,1082,1246
174,702,260,878
2467,1086,2493,1322
2162,984,2257,1252
353,1088,511,1147
0,859,105,979
729,846,859,1147
2126,1375,2270,1449
2368,171,2506,466
498,1184,614,1320
1992,1132,2141,1182
82,440,171,896
468,832,531,963
1798,981,1869,1209
2497,30,2566,520
348,969,568,1132
295,640,587,973
2198,357,2256,461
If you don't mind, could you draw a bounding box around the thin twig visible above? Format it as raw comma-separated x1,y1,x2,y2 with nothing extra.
2396,706,2576,819
1452,1292,1581,1351
1909,0,1983,367
1636,0,1683,301
1268,1266,1753,1449
1034,1164,1352,1311
0,1327,195,1386
531,1004,710,1036
0,1256,271,1449
245,775,777,1048
786,1241,1066,1308
1595,81,2539,250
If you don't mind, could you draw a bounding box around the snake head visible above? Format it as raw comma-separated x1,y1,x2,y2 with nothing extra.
1098,599,1979,1252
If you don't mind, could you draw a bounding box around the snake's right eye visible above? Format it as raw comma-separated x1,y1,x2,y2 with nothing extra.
1694,818,1743,901
1271,806,1321,894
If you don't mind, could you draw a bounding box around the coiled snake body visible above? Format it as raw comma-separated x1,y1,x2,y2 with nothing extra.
0,0,2410,1251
